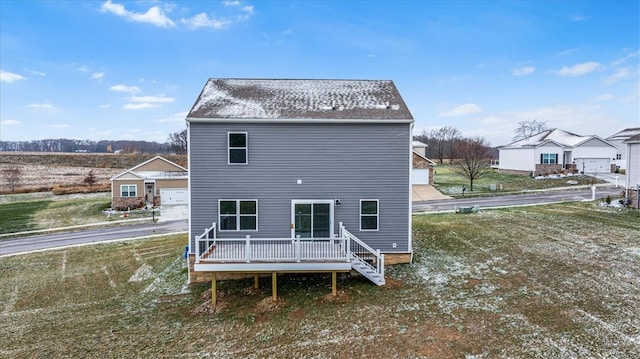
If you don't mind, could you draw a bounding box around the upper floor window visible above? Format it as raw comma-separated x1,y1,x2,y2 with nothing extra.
360,199,379,231
120,184,137,197
228,132,247,164
541,153,558,164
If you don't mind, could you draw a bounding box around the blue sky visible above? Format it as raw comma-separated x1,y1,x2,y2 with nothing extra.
1,0,638,147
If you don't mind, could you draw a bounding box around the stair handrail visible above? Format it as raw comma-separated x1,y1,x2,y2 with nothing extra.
195,222,216,263
339,222,385,279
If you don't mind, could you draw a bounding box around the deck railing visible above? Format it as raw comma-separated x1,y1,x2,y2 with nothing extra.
339,222,385,280
196,224,350,263
194,222,216,264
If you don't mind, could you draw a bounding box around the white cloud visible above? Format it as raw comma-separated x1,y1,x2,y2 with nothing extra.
100,0,176,28
223,1,241,6
99,104,110,109
595,94,614,101
26,69,46,76
91,72,105,80
49,123,69,128
556,61,602,76
110,84,141,93
153,111,188,123
77,66,90,72
570,14,590,22
130,95,175,103
180,13,230,30
437,103,482,117
0,70,26,83
512,66,535,76
612,50,639,67
123,103,159,110
1,119,21,126
28,103,60,111
605,66,636,84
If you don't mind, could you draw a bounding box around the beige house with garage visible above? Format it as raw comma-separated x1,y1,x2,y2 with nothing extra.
110,156,188,210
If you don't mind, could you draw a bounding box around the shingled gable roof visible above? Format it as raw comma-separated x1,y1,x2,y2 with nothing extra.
607,127,640,141
186,78,414,122
499,128,614,149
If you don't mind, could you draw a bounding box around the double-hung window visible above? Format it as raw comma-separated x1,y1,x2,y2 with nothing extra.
360,199,379,231
228,132,247,164
120,185,137,197
219,200,257,231
541,153,558,164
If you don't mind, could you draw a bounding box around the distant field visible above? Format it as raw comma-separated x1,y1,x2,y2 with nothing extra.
0,152,186,194
433,164,607,196
1,203,638,358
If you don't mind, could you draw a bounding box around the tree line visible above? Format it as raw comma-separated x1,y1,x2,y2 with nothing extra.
0,134,188,154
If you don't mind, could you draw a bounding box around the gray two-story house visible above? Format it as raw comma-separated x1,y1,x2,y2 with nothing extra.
186,78,414,301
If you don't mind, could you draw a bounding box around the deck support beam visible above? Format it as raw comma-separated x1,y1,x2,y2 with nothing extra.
272,272,277,300
211,273,217,309
254,274,259,289
332,271,337,296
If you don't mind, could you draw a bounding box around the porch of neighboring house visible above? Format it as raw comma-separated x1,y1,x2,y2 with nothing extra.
192,222,386,307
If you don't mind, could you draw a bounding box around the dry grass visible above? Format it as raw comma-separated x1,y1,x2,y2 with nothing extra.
1,203,639,358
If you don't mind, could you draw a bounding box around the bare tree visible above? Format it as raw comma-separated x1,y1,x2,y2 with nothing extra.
452,137,493,191
168,129,188,154
430,126,461,164
513,119,549,141
2,164,23,192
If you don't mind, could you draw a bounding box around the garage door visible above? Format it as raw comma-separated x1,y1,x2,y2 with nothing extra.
576,158,610,174
160,189,188,205
412,169,429,185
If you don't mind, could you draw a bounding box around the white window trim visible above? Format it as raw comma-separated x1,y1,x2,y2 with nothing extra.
218,199,258,232
228,132,248,165
359,199,379,232
290,200,335,239
541,153,558,165
120,184,137,197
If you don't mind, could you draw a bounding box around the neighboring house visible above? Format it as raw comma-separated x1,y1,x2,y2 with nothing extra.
606,127,640,171
624,133,640,209
186,78,414,295
498,128,617,175
412,140,435,185
110,156,188,210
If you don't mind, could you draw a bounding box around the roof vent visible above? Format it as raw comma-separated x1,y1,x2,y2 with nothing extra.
385,101,391,109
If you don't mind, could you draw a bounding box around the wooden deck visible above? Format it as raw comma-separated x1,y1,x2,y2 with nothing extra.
194,238,353,272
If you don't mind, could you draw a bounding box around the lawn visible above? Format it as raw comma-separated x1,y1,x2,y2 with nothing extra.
0,193,155,235
433,164,607,197
1,203,638,358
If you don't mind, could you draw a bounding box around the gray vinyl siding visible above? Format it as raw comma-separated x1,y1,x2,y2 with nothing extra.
189,121,411,253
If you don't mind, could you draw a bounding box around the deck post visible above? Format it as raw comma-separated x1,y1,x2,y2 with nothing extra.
271,272,277,300
245,235,251,263
211,273,217,309
332,271,337,296
254,274,259,289
194,236,200,263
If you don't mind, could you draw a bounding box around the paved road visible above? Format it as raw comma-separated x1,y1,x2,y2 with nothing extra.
0,219,188,257
413,186,623,212
1,186,624,256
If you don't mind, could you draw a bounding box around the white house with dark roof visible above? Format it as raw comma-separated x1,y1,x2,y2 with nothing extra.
185,78,414,299
498,128,617,175
606,127,640,171
624,133,640,208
